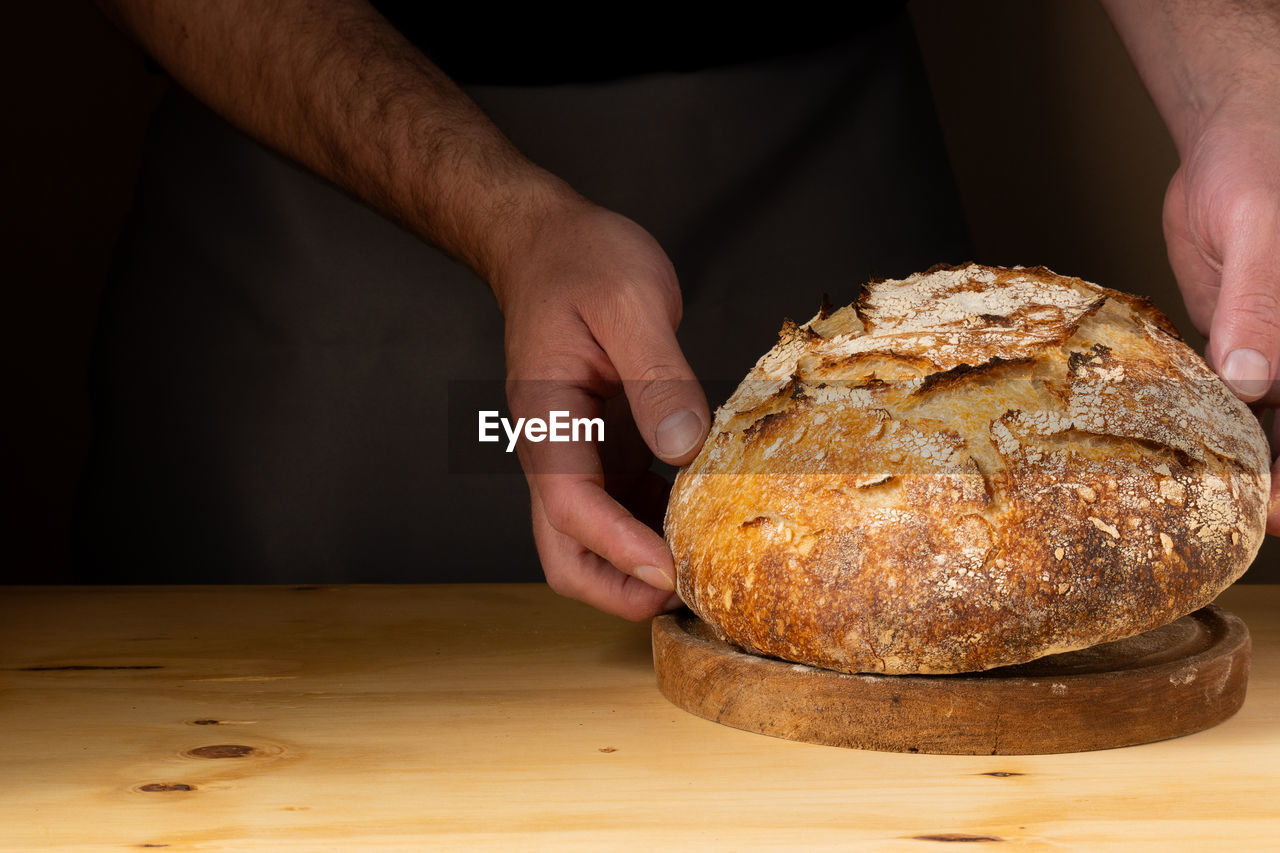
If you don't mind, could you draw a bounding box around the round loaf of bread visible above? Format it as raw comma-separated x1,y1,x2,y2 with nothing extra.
665,263,1270,674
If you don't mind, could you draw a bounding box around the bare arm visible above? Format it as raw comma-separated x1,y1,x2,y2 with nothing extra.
1104,0,1280,533
1101,0,1280,155
99,0,710,615
99,0,560,280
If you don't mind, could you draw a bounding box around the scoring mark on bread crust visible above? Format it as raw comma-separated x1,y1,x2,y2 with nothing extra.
914,357,1033,396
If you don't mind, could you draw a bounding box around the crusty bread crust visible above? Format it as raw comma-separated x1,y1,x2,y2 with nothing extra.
665,264,1270,674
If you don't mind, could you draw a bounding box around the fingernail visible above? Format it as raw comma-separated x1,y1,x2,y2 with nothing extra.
656,409,703,459
633,564,675,591
662,592,685,611
1221,348,1271,401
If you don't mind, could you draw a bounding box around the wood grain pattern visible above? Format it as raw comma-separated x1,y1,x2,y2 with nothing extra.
653,605,1249,754
1,583,1279,851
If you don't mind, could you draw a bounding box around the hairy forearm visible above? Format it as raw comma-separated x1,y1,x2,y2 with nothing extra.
98,0,575,285
1102,0,1280,155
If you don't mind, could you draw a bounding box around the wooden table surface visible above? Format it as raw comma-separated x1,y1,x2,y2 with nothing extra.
3,583,1278,851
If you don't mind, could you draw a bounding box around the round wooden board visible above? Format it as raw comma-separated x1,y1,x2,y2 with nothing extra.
652,605,1250,755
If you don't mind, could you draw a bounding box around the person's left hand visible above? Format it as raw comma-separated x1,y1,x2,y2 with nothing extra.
1162,83,1280,535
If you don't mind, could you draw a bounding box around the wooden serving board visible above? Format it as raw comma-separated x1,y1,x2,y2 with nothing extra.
652,605,1250,755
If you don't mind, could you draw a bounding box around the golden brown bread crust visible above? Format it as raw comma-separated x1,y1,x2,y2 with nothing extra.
664,264,1270,674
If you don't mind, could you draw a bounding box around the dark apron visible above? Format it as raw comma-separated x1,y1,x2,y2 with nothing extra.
73,11,969,583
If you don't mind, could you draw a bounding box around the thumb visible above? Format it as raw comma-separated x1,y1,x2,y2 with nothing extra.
596,309,710,467
1206,210,1280,405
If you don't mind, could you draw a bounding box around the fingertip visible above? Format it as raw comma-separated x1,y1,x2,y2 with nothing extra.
613,577,680,621
599,315,709,465
632,564,675,591
1221,348,1272,402
654,408,708,462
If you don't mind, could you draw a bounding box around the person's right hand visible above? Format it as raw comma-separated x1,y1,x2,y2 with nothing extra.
489,193,711,620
